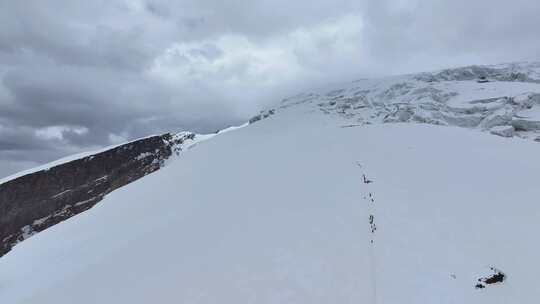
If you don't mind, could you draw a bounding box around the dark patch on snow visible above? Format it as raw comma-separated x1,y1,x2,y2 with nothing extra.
340,124,363,128
475,267,505,289
249,109,276,124
477,76,490,83
363,174,373,184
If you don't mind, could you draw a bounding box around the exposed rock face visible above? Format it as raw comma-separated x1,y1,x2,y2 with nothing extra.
0,132,194,257
249,109,276,124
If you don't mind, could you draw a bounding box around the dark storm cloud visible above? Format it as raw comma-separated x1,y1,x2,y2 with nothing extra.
0,2,156,71
1,0,540,177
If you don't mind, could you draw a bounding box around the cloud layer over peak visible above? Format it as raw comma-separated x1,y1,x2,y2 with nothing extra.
1,0,540,177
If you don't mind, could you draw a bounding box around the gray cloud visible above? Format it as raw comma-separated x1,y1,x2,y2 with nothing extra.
1,0,540,178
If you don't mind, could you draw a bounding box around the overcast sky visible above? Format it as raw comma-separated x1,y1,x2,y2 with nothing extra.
1,0,540,178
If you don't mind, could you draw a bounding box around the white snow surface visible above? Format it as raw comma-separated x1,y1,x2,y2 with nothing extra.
2,103,540,303
3,63,540,303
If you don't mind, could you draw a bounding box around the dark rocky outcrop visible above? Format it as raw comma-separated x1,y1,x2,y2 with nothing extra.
0,132,194,258
475,267,506,289
249,109,276,124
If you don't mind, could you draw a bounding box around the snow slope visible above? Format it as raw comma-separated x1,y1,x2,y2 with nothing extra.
2,101,540,303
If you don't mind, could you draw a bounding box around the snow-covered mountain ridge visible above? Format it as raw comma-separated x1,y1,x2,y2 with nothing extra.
0,123,247,259
0,131,198,257
2,62,540,303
